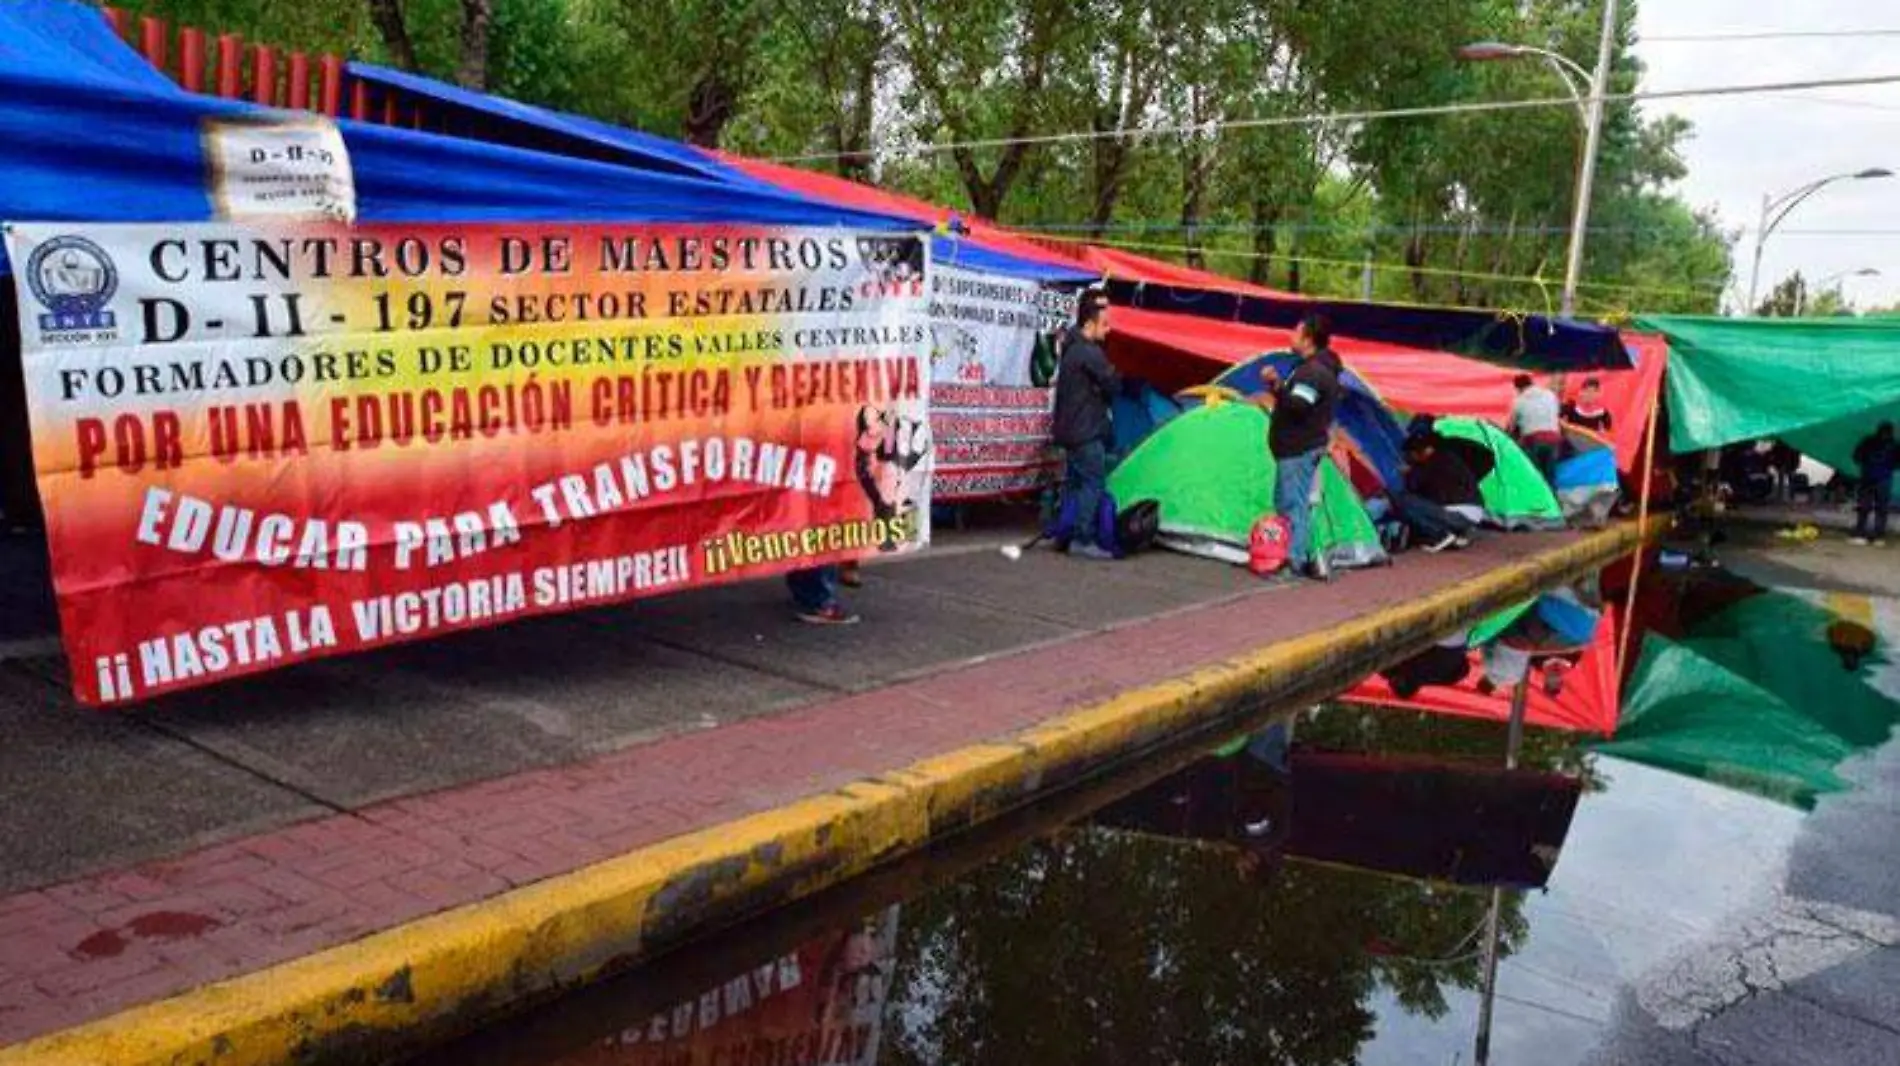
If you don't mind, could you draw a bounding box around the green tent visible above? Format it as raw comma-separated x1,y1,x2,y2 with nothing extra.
1107,401,1387,569
1636,314,1900,472
1433,417,1566,530
1594,590,1900,809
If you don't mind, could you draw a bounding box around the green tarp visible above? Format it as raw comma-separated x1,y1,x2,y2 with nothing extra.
1595,589,1900,809
1637,315,1900,470
1107,401,1387,569
1434,417,1566,530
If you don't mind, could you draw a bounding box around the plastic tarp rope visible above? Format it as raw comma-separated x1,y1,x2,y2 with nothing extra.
1106,401,1386,570
1639,314,1900,467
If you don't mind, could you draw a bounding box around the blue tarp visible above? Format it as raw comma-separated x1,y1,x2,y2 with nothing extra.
0,0,916,273
347,62,775,190
347,61,1092,285
1207,352,1409,486
1107,279,1633,373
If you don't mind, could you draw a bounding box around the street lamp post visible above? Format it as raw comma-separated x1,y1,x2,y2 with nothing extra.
1796,267,1881,316
1746,169,1893,313
1457,0,1619,320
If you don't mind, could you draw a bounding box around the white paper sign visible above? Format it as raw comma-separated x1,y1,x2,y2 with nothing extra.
203,117,356,223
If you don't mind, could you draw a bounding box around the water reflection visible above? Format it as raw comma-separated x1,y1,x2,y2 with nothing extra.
425,550,1892,1066
470,707,1589,1066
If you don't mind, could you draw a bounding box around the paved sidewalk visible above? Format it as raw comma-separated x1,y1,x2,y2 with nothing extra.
0,529,1605,1050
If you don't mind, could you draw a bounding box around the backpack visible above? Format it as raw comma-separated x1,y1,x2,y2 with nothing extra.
1046,488,1122,555
1115,499,1162,555
1249,515,1292,576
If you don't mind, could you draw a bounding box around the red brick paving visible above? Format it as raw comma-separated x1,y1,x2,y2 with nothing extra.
0,534,1574,1046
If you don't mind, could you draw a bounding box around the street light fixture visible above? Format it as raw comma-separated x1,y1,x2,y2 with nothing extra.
1454,41,1593,123
1746,169,1893,312
1455,0,1619,321
1796,266,1881,316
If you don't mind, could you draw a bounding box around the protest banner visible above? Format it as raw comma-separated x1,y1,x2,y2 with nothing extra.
561,906,900,1066
927,265,1077,501
4,222,932,705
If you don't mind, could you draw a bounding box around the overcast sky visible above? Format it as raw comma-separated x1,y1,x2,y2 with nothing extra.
1633,0,1900,310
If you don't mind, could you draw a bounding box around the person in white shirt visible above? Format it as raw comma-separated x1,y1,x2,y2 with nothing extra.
1508,374,1563,485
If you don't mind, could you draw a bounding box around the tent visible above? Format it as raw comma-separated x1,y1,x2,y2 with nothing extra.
1636,314,1900,474
1432,418,1566,530
1111,385,1184,458
1211,352,1410,487
1107,308,1665,477
1553,427,1619,525
1106,400,1387,569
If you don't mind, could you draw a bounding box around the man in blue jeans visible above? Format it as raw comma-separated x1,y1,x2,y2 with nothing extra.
1852,421,1898,547
1258,314,1344,581
1050,292,1119,560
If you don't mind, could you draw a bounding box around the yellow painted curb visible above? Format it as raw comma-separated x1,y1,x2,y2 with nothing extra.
0,523,1651,1066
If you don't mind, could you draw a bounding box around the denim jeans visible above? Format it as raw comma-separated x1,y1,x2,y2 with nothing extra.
1391,491,1477,543
1063,440,1108,548
1857,479,1893,539
1523,439,1561,486
786,565,840,613
1275,447,1324,568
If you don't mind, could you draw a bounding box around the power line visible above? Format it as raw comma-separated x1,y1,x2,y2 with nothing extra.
1644,28,1900,43
774,71,1900,164
1058,234,1726,298
1020,221,1900,237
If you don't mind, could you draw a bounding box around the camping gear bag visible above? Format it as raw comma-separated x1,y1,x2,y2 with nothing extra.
1249,515,1292,575
1116,499,1163,556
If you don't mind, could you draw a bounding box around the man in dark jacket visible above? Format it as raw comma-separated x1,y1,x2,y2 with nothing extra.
1258,314,1344,579
1051,293,1119,560
1392,430,1483,552
1852,422,1897,545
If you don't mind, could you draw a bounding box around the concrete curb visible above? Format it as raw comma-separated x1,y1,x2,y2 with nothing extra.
0,522,1651,1066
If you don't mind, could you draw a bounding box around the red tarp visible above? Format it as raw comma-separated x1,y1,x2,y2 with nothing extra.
1107,306,1669,474
1349,608,1624,735
718,154,1091,275
1108,305,1434,394
1023,240,1300,299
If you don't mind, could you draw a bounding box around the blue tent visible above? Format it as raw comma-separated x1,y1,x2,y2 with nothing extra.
346,62,1093,286
1111,385,1184,457
1201,352,1409,487
0,0,918,275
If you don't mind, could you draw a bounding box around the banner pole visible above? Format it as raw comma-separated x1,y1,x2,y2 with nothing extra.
1615,385,1664,680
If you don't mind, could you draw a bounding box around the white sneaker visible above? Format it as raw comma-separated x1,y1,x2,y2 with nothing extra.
1423,533,1459,553
1851,537,1870,546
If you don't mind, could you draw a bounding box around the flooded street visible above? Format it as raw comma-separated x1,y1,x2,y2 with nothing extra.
408,550,1900,1066
414,722,1888,1066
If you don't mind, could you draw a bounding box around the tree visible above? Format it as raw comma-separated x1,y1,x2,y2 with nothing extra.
365,0,417,70
1756,272,1808,318
891,0,1073,218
